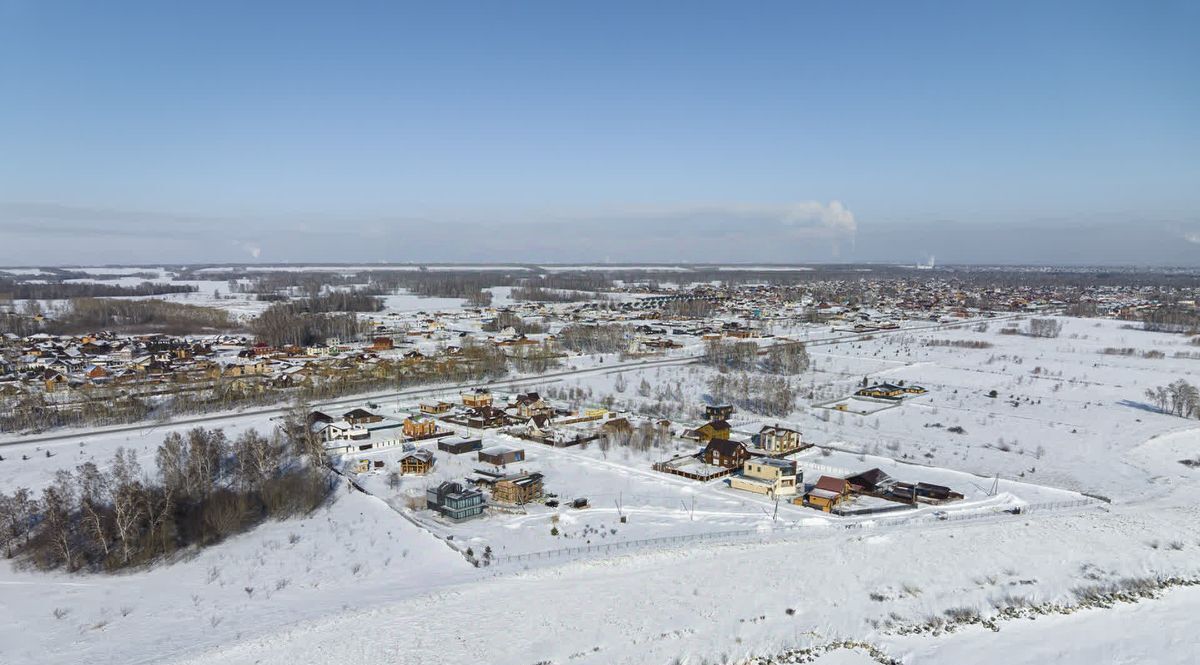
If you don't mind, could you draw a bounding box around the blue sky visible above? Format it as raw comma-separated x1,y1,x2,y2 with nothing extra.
1,0,1197,264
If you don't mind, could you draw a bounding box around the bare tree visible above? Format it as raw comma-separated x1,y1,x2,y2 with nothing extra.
76,462,112,560
0,488,35,557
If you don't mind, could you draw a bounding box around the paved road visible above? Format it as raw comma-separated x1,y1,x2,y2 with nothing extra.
0,312,1034,449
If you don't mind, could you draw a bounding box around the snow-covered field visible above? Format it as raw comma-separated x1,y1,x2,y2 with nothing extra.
3,316,1199,665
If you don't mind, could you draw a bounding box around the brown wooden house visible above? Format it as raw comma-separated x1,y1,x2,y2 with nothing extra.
467,406,510,429
398,449,435,475
403,416,437,438
700,439,751,468
343,408,383,426
371,336,394,351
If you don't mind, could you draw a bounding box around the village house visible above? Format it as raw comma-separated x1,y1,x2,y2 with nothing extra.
845,468,895,495
757,424,802,453
855,383,906,400
342,408,383,425
687,419,732,443
420,401,453,415
461,388,493,408
370,336,394,351
803,475,852,511
316,419,369,442
403,416,438,439
426,481,485,521
700,438,751,468
730,458,800,497
398,449,435,475
308,411,335,426
490,471,544,505
512,392,551,418
42,369,69,392
466,406,510,429
703,404,735,421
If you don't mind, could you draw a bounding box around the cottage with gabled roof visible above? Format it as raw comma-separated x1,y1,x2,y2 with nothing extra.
701,438,751,468
686,419,731,443
803,475,851,511
398,449,435,475
342,408,382,425
758,424,801,453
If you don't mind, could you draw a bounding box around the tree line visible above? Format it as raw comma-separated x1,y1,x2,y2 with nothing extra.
47,298,235,335
1142,307,1200,334
0,278,196,301
556,324,632,354
251,305,369,347
511,285,604,303
701,339,810,375
0,422,332,572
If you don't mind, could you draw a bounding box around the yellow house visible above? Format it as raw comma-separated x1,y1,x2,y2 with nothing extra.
43,371,69,392
690,420,731,443
730,458,799,497
802,476,851,511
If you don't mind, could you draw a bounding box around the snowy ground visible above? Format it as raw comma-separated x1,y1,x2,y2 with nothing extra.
3,316,1200,665
882,584,1200,665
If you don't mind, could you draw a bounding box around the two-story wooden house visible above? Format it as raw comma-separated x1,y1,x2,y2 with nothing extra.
701,439,751,468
